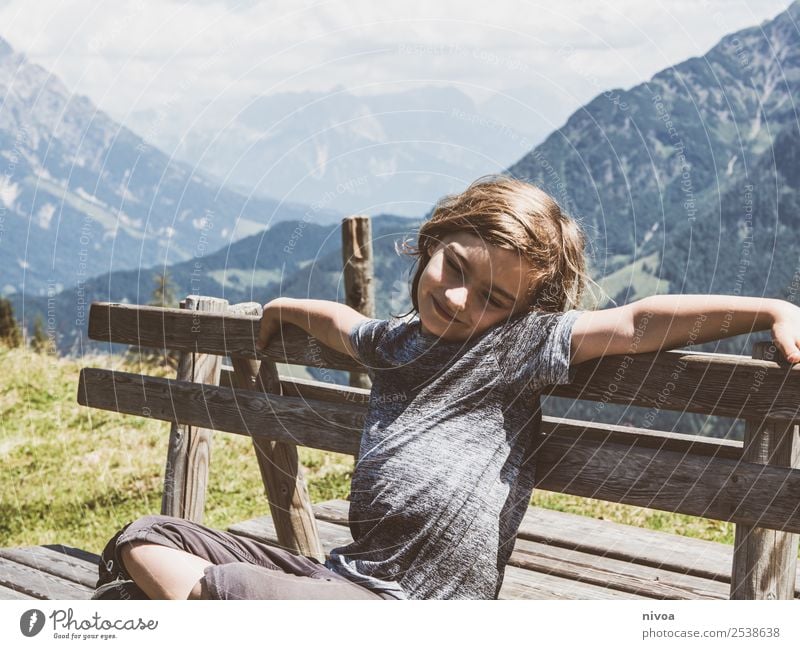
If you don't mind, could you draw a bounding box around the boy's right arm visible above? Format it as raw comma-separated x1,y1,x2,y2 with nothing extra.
257,297,370,361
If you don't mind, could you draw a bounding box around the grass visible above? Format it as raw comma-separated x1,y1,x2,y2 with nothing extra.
0,344,762,559
0,346,354,555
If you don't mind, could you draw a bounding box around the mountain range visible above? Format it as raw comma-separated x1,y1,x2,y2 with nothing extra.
0,36,340,298
124,84,541,218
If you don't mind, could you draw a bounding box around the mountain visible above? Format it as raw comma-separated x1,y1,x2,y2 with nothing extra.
507,0,800,306
0,36,339,297
15,213,422,356
124,85,539,218
507,1,800,439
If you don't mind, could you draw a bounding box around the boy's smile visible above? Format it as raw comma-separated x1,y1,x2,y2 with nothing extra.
416,231,535,342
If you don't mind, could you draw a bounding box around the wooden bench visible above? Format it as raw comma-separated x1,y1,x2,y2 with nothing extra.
3,218,800,600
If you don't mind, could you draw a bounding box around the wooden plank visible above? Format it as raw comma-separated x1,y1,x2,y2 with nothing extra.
87,301,359,371
731,342,800,599
0,546,99,588
509,536,727,599
537,433,800,535
229,509,720,599
78,368,362,456
548,343,800,421
162,296,228,522
0,582,37,599
86,302,800,420
342,214,374,390
499,565,649,600
0,557,94,599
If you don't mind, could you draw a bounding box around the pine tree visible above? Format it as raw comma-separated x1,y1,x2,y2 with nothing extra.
126,272,180,369
30,315,51,353
0,297,22,348
150,271,177,309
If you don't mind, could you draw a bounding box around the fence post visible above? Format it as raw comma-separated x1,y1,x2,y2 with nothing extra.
161,295,228,522
228,302,325,561
342,215,374,389
730,340,800,598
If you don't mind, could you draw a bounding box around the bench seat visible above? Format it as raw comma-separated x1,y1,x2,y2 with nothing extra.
3,499,799,600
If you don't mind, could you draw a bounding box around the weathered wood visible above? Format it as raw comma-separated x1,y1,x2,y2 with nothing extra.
87,302,800,420
537,432,800,533
162,296,228,522
229,301,324,562
731,342,800,599
88,301,359,370
78,368,363,455
548,344,800,420
0,546,99,588
342,215,374,390
0,557,94,599
498,565,649,600
0,582,37,599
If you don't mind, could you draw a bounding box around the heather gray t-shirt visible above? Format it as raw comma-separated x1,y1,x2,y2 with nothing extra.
324,308,583,599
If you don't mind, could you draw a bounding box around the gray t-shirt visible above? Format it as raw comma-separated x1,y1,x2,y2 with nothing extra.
324,308,583,599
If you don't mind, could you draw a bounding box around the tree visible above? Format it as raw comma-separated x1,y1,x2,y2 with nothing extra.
30,315,51,353
150,271,177,309
126,272,180,369
0,297,22,348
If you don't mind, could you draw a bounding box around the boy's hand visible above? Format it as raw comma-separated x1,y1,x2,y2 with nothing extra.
257,299,283,351
770,302,800,364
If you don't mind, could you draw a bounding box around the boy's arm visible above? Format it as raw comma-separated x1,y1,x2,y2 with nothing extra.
570,295,800,366
257,297,370,360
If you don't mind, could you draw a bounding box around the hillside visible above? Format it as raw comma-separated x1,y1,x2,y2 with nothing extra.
14,213,422,356
0,35,335,297
507,1,800,333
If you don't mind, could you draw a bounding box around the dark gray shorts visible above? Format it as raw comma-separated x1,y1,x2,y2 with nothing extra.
96,514,392,600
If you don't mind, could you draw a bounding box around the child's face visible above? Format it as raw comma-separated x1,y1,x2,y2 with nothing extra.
416,231,534,342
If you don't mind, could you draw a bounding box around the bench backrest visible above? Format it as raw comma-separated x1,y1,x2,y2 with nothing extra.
78,296,800,598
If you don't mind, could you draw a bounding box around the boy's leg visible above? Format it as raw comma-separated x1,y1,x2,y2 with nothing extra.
120,542,212,600
99,514,391,600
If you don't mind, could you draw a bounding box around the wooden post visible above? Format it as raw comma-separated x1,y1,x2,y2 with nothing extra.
228,302,324,561
342,215,375,389
730,340,800,599
161,295,228,522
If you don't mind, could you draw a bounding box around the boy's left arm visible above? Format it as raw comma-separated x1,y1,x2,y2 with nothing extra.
570,295,800,366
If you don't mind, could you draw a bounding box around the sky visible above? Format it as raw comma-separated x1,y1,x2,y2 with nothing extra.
0,0,794,136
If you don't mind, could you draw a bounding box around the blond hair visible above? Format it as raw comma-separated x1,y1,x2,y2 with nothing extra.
395,174,591,316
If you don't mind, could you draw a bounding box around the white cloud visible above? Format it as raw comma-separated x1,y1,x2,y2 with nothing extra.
0,0,792,130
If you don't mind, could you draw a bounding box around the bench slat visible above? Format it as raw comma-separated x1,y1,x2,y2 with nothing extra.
538,434,800,534
87,302,800,420
0,546,99,589
498,565,649,599
78,368,362,456
88,302,359,371
0,556,94,599
549,345,800,421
